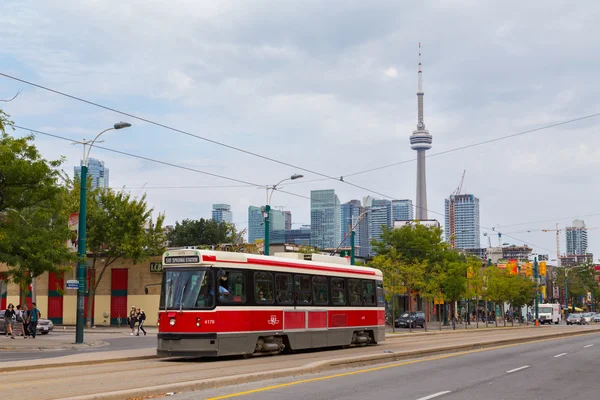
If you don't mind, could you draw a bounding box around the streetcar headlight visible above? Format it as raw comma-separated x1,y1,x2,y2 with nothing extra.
196,317,201,327
169,318,176,326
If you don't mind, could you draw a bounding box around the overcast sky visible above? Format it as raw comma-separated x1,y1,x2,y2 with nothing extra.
2,1,599,260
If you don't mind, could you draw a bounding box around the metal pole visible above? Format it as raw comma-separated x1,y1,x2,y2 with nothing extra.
350,230,355,265
76,163,88,344
534,257,539,326
565,270,569,316
264,205,271,256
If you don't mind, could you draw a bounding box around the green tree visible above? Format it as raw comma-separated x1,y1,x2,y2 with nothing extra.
371,248,426,330
441,261,468,330
167,218,235,247
485,267,511,327
79,189,166,327
506,274,536,325
0,131,74,291
466,257,485,328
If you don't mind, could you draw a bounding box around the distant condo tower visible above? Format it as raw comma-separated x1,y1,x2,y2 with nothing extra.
409,43,433,220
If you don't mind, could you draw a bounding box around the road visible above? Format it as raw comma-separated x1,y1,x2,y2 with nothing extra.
195,332,600,400
0,325,597,400
0,334,155,362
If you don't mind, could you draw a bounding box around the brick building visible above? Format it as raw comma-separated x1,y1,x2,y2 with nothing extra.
0,256,162,326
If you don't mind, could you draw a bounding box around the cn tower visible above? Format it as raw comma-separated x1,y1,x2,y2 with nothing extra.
410,43,432,220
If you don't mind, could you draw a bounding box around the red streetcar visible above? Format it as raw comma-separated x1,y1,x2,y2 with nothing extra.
156,249,385,357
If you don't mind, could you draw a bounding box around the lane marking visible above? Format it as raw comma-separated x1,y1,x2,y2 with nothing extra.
506,365,530,374
584,344,594,348
554,353,567,358
416,391,452,400
206,333,600,400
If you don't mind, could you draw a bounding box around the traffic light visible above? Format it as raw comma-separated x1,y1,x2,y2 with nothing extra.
526,263,532,277
539,262,547,276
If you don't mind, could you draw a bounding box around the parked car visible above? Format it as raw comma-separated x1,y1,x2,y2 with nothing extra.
395,312,426,328
0,310,54,334
566,313,583,325
582,312,595,324
593,314,600,323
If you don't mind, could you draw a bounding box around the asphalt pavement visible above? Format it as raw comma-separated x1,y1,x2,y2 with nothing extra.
194,332,600,400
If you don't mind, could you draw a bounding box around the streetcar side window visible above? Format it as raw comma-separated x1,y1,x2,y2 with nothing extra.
362,280,375,306
376,280,385,307
219,270,246,304
295,275,312,305
331,278,346,305
348,279,363,306
254,272,274,304
312,276,328,305
275,274,294,305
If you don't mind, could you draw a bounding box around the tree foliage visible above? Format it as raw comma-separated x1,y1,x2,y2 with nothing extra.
0,132,74,286
167,218,235,247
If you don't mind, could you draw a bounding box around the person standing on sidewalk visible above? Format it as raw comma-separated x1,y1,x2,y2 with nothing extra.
136,308,147,336
128,306,138,336
27,302,40,339
4,303,16,338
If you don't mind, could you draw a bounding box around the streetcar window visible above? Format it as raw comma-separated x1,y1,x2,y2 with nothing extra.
162,269,214,310
348,279,363,306
362,280,375,306
295,275,312,305
376,280,385,307
219,270,245,304
254,272,274,304
331,278,346,305
313,276,328,305
275,274,294,305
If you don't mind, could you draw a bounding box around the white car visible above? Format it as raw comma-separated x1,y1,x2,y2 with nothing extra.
582,312,595,324
593,314,600,323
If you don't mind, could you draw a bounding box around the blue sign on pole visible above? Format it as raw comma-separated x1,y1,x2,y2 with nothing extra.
66,280,79,290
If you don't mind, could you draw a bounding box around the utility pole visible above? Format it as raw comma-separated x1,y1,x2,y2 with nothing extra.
534,256,539,326
263,174,303,256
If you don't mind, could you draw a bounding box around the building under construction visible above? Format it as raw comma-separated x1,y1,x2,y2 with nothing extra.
444,194,480,249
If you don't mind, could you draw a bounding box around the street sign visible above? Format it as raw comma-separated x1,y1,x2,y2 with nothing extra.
66,280,79,289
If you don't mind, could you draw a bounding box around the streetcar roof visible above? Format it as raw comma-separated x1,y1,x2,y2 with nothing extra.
162,249,382,278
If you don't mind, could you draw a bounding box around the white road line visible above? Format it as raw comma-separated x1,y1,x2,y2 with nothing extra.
584,344,594,348
416,391,452,400
554,353,568,358
506,365,530,374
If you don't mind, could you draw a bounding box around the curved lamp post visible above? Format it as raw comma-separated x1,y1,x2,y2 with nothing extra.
75,122,131,344
263,174,303,255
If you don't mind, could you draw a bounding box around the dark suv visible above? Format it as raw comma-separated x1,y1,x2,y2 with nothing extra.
394,311,425,328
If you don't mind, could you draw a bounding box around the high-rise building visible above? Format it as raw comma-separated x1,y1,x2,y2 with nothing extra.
565,219,588,255
74,158,110,190
409,44,433,220
392,199,414,222
444,194,480,249
248,206,286,245
310,190,341,250
340,200,362,249
284,211,292,230
285,225,311,246
368,199,392,255
212,204,233,224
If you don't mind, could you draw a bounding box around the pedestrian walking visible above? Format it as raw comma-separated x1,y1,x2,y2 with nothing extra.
128,306,137,336
27,302,40,339
21,304,30,338
136,308,147,336
4,303,16,338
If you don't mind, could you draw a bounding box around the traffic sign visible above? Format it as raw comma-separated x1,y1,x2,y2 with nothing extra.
66,280,79,289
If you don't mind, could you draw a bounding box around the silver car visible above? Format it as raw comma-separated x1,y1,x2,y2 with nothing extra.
0,310,54,334
582,312,595,324
566,313,583,325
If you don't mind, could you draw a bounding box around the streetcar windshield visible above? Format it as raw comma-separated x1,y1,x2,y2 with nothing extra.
161,269,214,310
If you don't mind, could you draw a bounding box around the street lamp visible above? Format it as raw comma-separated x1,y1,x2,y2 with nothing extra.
561,264,586,317
331,207,386,264
75,122,131,344
263,174,303,256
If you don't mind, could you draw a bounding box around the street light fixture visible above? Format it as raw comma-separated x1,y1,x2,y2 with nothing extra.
263,174,303,256
75,122,131,344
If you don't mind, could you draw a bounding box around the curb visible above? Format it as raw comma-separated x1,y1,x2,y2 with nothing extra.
0,340,109,353
57,328,600,400
385,324,538,336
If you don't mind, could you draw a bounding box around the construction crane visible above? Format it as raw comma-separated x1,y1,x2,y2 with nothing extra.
540,224,599,267
448,170,466,249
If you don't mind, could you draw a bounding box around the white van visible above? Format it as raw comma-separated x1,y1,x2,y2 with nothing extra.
538,303,560,324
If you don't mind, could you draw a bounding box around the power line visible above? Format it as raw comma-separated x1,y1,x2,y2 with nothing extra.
497,213,600,229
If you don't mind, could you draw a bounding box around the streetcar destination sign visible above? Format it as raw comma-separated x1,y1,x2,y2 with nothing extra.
164,255,200,264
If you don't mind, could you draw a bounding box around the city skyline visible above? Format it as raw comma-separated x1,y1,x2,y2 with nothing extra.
74,158,110,191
